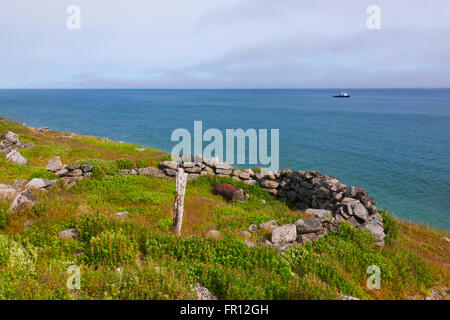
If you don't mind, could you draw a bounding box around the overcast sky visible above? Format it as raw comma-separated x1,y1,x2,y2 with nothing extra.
1,0,449,88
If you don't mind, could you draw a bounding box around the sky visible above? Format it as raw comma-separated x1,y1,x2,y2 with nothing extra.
1,0,449,89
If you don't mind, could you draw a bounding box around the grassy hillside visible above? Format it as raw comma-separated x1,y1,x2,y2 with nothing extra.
0,117,448,300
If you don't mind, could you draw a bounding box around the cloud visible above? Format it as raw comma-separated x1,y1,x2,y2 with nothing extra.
0,0,449,88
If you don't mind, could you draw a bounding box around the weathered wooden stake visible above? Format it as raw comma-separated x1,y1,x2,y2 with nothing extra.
172,167,187,236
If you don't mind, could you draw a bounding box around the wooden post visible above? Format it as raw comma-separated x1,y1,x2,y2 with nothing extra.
172,168,187,236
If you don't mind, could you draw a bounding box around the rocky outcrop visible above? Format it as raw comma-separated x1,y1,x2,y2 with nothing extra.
118,154,385,245
25,178,59,191
9,190,38,212
46,157,93,188
1,131,35,155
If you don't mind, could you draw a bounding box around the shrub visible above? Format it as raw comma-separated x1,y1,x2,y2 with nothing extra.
85,229,139,267
156,218,172,231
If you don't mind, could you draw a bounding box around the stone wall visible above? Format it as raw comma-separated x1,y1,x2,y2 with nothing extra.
145,155,386,246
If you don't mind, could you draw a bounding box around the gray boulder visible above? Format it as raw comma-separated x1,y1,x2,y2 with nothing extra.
271,224,297,244
6,150,29,165
46,156,64,172
4,131,19,144
9,190,37,212
295,218,323,234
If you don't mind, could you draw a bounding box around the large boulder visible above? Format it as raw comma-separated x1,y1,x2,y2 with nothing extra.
4,131,19,144
295,218,323,234
6,150,29,165
213,183,244,202
46,156,64,172
25,178,59,190
9,190,37,212
271,224,297,244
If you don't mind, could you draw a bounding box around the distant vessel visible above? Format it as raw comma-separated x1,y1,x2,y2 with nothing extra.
333,92,351,98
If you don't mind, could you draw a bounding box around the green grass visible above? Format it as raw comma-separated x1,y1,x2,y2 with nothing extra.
0,118,448,300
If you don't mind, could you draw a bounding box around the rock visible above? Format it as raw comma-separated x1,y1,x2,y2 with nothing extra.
182,162,195,168
238,171,251,180
316,187,330,199
362,217,386,247
61,176,83,188
4,131,19,144
194,283,218,300
6,150,29,165
0,184,18,200
13,179,28,188
305,208,333,223
37,127,51,133
185,166,202,173
46,156,64,172
322,178,341,192
248,224,259,233
81,163,93,173
214,163,232,170
272,242,300,253
243,179,258,185
344,186,358,198
25,178,48,190
259,220,278,232
135,148,146,152
206,230,222,239
213,184,244,202
244,240,255,248
66,169,83,177
53,168,68,177
59,228,78,240
350,200,369,222
285,191,297,202
236,230,252,239
265,172,276,180
9,190,37,212
163,168,177,177
271,224,297,244
137,167,166,178
159,161,179,170
65,165,80,171
441,237,450,243
341,294,360,300
116,211,129,217
261,180,279,189
215,168,232,175
295,218,323,234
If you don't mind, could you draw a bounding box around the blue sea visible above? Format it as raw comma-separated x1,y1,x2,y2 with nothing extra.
0,89,449,230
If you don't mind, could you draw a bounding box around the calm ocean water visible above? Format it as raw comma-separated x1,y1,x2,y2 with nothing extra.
0,89,449,230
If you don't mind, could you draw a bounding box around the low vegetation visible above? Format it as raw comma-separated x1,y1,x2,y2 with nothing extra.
0,117,448,300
